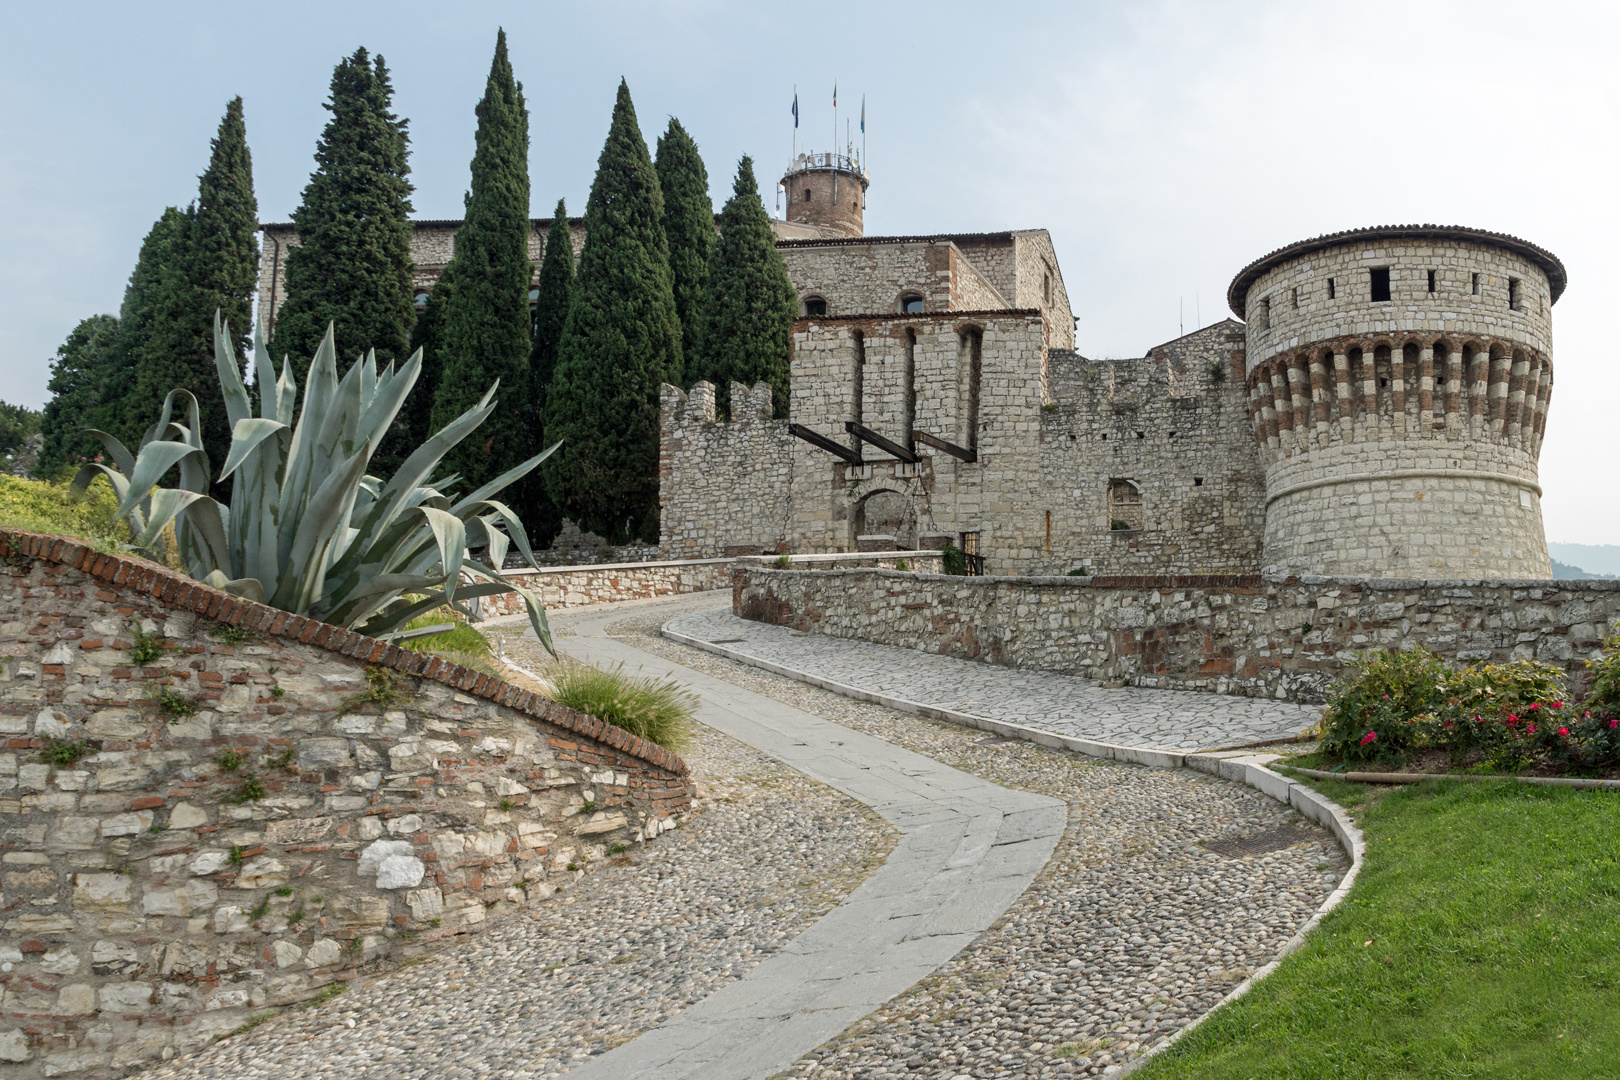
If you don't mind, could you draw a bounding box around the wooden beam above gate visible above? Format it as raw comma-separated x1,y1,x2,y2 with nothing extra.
911,429,977,463
789,423,864,466
844,421,919,464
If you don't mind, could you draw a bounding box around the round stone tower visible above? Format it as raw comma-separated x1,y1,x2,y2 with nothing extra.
1227,225,1565,580
780,152,869,239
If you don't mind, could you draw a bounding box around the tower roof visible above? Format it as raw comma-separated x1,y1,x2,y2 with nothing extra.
1227,224,1568,317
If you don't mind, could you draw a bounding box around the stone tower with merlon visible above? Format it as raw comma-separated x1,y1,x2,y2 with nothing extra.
1228,225,1563,580
781,152,869,239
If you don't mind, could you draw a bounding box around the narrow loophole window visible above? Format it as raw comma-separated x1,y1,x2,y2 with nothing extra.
1427,270,1437,293
1508,278,1522,310
1328,277,1336,299
1370,267,1391,302
1471,272,1481,295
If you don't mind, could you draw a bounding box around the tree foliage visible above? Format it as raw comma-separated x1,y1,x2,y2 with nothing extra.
655,118,713,366
543,80,682,543
38,316,122,479
692,156,798,418
429,29,534,493
127,98,260,482
377,262,453,477
268,49,414,375
98,208,186,450
515,199,574,546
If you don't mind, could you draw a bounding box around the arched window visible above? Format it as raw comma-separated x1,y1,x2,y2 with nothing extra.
1108,479,1143,531
413,290,431,310
804,296,828,317
899,293,923,314
804,188,813,202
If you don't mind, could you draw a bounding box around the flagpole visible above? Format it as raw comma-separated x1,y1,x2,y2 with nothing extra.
832,81,838,208
861,94,866,174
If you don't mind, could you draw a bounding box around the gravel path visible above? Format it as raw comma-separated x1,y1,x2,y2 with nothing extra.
597,609,1348,1078
664,608,1320,752
133,638,897,1080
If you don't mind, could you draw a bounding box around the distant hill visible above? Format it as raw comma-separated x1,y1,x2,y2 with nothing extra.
1549,543,1620,578
1551,558,1617,580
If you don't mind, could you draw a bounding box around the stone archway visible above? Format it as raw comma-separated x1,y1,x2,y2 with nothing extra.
851,489,916,549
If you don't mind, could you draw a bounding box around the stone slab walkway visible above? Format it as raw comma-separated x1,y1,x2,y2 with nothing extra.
663,606,1321,753
554,604,1067,1080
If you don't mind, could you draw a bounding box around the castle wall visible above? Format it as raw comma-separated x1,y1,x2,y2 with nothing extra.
0,533,691,1076
1040,322,1265,576
1012,232,1075,350
658,381,792,558
1238,233,1557,579
777,240,1009,317
734,565,1620,703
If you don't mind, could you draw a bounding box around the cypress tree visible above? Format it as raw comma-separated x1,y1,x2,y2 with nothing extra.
655,119,713,366
269,49,414,372
375,261,453,476
126,98,259,479
543,80,682,544
102,208,184,448
692,155,798,418
512,200,574,546
429,29,533,492
38,316,122,479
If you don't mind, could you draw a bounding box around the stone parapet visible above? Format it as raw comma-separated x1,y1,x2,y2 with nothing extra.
0,531,692,1075
733,565,1620,703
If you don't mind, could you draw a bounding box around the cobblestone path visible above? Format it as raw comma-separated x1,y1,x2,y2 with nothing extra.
664,606,1321,752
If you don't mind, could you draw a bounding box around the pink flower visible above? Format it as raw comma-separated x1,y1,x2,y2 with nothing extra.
1360,731,1378,746
1610,718,1618,730
1528,723,1538,735
1528,703,1540,711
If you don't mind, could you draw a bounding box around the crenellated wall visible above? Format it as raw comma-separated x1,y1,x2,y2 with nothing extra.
658,381,793,559
0,532,691,1077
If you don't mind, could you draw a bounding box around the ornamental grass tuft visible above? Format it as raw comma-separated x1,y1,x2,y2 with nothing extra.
542,659,694,753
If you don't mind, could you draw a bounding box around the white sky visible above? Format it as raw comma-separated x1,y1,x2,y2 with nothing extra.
2,0,1615,543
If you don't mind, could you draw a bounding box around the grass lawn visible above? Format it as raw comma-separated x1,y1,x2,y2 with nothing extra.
1134,777,1620,1079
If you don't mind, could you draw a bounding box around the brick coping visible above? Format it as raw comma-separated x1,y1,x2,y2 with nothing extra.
0,530,689,777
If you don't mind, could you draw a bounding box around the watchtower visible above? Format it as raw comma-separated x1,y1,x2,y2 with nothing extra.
781,152,869,239
1228,225,1565,580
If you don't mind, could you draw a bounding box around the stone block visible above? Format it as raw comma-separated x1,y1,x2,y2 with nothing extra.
376,854,426,889
235,858,288,890
0,1029,29,1062
72,872,132,912
271,940,303,968
86,708,145,738
297,737,352,769
357,839,414,877
267,816,332,844
305,938,343,968
142,879,218,917
55,984,97,1015
168,802,209,830
100,811,155,837
855,534,898,552
331,895,391,928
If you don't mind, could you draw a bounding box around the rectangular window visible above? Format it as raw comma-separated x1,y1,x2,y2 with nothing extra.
1259,296,1271,329
1471,272,1481,295
1509,278,1522,310
1291,286,1299,309
1427,269,1437,293
1328,277,1336,299
1370,267,1391,302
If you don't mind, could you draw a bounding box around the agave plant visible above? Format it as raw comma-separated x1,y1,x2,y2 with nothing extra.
74,313,558,652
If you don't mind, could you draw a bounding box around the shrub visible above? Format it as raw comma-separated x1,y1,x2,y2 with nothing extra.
543,659,694,752
127,622,176,665
1319,649,1450,762
39,737,94,767
0,474,126,550
941,545,967,576
1585,629,1620,714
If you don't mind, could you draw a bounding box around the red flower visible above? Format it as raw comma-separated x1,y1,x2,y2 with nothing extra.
1551,702,1564,709
1506,714,1519,726
1610,718,1618,730
1360,731,1378,746
1558,726,1570,737
1528,703,1540,711
1528,723,1538,734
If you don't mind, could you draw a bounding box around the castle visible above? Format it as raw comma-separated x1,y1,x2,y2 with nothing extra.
257,152,1561,581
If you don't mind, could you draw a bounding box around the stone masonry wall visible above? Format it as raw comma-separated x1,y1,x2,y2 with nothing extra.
658,381,793,559
777,240,1009,318
1040,321,1265,576
481,559,735,617
0,533,691,1077
735,565,1620,704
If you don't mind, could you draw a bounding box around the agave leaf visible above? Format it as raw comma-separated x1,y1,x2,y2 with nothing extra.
217,419,289,482
130,488,209,553
202,570,266,603
213,311,252,431
418,507,467,608
460,498,539,571
273,438,371,615
354,348,421,452
138,389,186,451
177,498,231,579
448,438,561,518
114,441,206,522
461,560,554,656
76,429,136,482
355,581,523,639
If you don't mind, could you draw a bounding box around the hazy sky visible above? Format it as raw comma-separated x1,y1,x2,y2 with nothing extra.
2,0,1615,543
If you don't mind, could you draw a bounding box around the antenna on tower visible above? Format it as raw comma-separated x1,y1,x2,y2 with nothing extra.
1180,297,1184,338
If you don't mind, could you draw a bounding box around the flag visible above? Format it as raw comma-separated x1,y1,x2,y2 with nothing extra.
792,89,798,128
832,81,837,108
860,95,865,134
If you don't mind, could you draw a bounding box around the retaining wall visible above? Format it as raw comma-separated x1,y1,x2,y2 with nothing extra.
0,532,692,1077
482,558,736,617
734,566,1620,702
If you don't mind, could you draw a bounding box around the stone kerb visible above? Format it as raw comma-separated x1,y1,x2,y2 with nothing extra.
0,530,692,1075
733,565,1620,703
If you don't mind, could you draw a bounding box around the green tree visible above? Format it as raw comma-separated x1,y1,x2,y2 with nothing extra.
102,208,184,448
543,79,682,544
268,48,414,375
127,98,260,479
38,316,122,479
655,118,713,366
375,262,453,477
0,401,41,469
429,29,533,493
691,155,798,418
513,200,575,546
